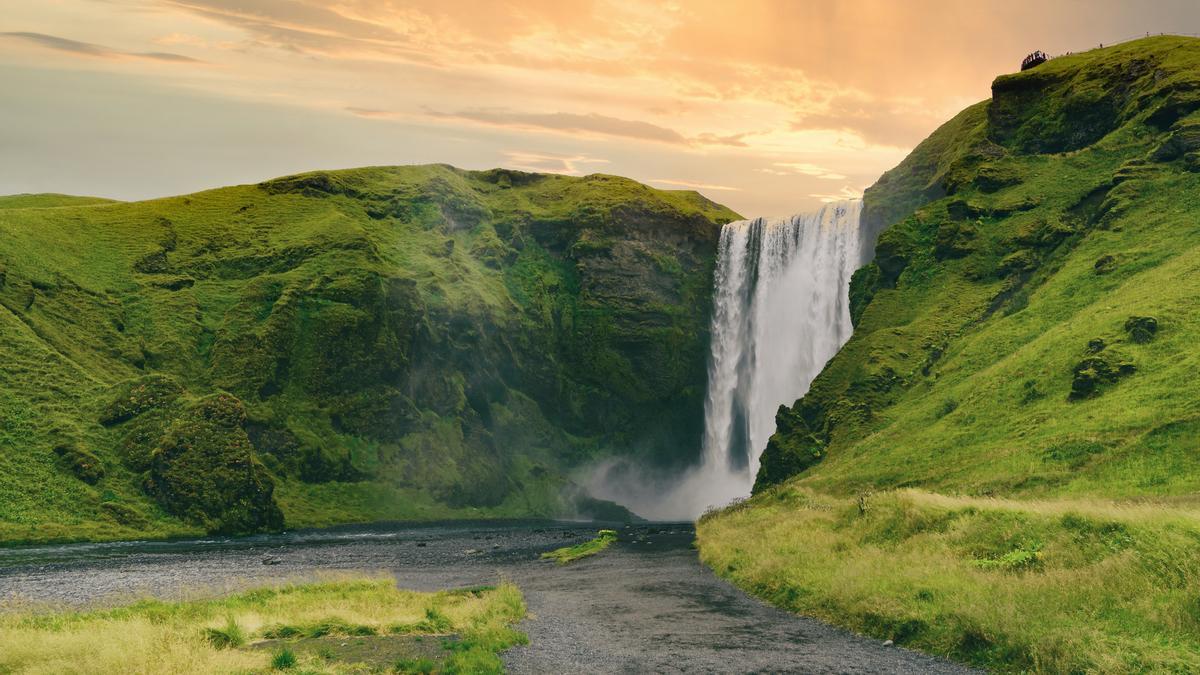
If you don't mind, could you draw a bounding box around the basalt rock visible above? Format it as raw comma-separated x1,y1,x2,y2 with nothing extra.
934,220,977,260
1124,316,1159,343
1094,255,1118,274
1069,354,1136,401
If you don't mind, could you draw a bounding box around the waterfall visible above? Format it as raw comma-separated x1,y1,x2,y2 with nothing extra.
700,199,865,487
587,199,866,520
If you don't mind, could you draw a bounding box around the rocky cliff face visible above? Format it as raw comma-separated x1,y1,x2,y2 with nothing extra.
0,165,738,540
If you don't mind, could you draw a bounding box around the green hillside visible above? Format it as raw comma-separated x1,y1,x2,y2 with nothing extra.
0,165,738,543
699,36,1200,672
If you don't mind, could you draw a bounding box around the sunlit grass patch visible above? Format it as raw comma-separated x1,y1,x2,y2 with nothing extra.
698,486,1200,673
540,529,618,564
0,575,526,674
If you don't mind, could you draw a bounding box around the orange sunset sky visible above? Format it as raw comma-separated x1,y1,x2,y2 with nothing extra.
2,0,1197,216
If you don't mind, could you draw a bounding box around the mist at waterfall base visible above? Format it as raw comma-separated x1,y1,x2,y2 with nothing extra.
587,200,867,521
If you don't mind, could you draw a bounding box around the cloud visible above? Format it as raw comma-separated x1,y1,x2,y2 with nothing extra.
692,131,752,147
0,31,202,63
155,32,210,48
791,95,945,149
18,0,1184,216
758,162,846,180
809,185,865,203
503,151,608,175
345,106,397,119
159,0,446,63
426,109,689,145
421,108,767,149
649,178,740,191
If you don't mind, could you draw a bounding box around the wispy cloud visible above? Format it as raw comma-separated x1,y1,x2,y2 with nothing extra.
345,107,398,119
425,109,689,145
809,186,865,203
0,31,202,63
758,162,846,180
8,0,1176,215
649,179,740,191
154,32,210,48
504,151,608,175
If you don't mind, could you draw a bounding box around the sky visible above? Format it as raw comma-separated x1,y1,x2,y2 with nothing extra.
2,1,1198,216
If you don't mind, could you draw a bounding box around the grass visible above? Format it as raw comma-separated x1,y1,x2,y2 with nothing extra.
698,486,1200,672
0,164,739,543
204,615,248,648
759,36,1200,500
701,36,1200,672
761,34,1200,500
270,647,297,670
0,576,527,674
540,529,618,564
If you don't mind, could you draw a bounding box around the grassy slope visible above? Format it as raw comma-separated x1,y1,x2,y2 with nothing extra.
700,36,1200,672
0,165,738,543
0,194,118,209
0,576,526,674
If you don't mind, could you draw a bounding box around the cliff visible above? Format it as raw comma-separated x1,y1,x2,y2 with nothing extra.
0,165,739,541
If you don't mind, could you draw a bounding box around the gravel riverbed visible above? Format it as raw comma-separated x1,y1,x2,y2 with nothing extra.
0,521,974,674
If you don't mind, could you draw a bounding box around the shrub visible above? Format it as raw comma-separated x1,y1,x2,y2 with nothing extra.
973,542,1043,572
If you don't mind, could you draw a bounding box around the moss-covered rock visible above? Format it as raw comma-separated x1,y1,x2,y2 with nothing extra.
755,403,828,488
145,394,283,534
98,375,184,427
132,249,171,274
100,501,149,528
116,411,172,472
998,249,1038,275
974,162,1025,192
1069,354,1136,401
848,263,882,328
1093,254,1118,274
1124,316,1158,343
53,443,105,484
934,220,977,259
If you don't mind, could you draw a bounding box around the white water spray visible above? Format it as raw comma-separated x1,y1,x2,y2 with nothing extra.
588,200,867,520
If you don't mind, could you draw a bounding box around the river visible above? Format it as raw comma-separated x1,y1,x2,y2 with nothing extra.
0,521,972,674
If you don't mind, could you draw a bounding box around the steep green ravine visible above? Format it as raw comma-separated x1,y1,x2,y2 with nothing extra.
0,166,739,542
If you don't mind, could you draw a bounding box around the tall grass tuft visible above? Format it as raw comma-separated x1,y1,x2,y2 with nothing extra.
270,647,297,670
203,616,246,649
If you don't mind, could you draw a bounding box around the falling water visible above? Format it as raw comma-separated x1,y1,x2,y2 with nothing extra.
587,200,867,520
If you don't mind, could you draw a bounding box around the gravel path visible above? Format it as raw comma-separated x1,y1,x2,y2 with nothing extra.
0,522,974,674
